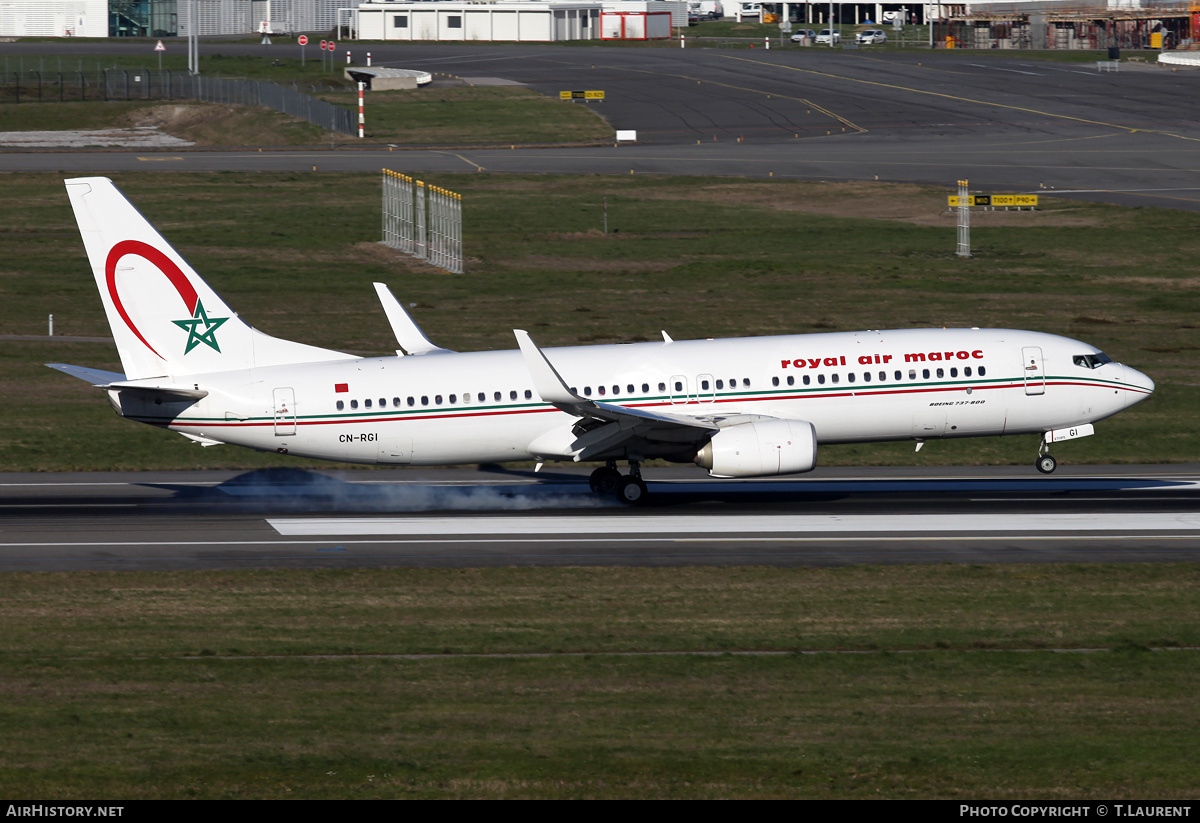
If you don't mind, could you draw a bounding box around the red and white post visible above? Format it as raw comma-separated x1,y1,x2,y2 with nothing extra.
358,82,365,138
367,52,372,66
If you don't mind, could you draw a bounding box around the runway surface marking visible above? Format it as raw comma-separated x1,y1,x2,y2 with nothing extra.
269,512,1200,536
718,54,1200,143
539,58,866,134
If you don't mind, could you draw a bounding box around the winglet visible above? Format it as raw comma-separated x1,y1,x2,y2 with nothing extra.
373,282,452,355
514,329,580,406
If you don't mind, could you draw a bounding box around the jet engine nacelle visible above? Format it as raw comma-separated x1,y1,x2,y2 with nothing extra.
694,419,818,478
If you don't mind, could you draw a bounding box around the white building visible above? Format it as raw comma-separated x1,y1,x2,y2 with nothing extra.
356,0,687,41
0,0,108,37
357,2,601,41
176,0,367,37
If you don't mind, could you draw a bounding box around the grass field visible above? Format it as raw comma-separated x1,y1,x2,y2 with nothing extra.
2,565,1198,799
1,172,1195,472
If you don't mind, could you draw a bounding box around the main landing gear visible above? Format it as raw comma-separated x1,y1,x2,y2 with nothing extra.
589,461,648,505
1036,439,1057,474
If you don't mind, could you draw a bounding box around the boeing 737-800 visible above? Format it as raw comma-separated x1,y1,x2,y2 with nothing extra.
51,178,1155,504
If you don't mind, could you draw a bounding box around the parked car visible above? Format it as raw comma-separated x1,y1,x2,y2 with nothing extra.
814,29,841,44
789,28,817,42
856,29,887,44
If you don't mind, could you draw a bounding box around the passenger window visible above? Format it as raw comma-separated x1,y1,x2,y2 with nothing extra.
817,374,825,385
407,397,415,406
950,368,957,378
584,387,592,396
786,376,794,386
964,367,972,378
879,371,886,381
862,372,870,382
803,375,811,385
658,382,666,392
364,399,372,408
336,400,344,411
831,373,839,384
421,396,429,406
612,385,620,395
936,368,944,379
895,370,902,381
674,381,683,392
510,390,517,401
524,390,532,399
922,369,930,379
598,386,606,396
642,383,650,393
716,379,724,390
494,392,501,401
847,373,855,384
627,384,634,394
771,377,777,387
979,366,987,376
449,394,457,404
435,395,443,405
351,400,359,409
478,393,485,402
908,370,916,380
743,378,750,387
393,397,402,407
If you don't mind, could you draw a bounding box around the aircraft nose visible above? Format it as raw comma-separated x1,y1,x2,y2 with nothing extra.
1123,366,1155,405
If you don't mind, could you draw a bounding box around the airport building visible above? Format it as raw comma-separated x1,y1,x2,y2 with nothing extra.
941,0,1194,50
354,1,689,41
0,0,367,38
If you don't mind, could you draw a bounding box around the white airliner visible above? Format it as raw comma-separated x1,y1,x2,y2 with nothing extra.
52,177,1155,504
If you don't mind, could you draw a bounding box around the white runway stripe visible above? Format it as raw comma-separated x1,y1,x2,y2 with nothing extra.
268,512,1200,536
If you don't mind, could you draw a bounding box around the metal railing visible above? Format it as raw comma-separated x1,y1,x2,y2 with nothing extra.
0,69,355,136
382,170,464,275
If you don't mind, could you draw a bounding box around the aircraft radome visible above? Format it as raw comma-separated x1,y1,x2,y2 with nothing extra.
51,177,1155,504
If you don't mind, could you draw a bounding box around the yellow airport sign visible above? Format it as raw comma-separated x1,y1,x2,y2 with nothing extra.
560,90,605,100
949,194,1038,207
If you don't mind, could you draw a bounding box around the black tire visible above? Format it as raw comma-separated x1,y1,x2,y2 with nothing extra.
617,476,648,505
1036,454,1057,474
589,467,622,495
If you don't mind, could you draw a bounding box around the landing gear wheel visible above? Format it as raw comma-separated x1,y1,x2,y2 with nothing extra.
617,476,649,506
1036,454,1057,474
589,466,622,495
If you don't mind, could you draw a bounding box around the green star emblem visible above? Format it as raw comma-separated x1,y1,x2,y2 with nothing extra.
172,299,229,354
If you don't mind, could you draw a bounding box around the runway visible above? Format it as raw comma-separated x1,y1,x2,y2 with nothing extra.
3,465,1198,571
5,45,1200,209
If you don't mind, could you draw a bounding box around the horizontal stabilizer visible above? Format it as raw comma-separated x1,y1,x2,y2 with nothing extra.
373,283,453,355
45,364,206,399
46,363,127,385
106,381,208,400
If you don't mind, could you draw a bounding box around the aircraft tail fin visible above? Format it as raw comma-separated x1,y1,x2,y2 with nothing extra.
65,177,353,380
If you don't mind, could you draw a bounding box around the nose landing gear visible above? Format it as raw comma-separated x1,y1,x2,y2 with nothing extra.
1036,439,1057,474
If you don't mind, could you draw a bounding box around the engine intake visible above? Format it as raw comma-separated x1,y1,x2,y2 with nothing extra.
695,419,818,478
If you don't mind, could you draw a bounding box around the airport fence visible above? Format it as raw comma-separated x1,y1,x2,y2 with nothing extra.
0,69,355,136
382,170,464,275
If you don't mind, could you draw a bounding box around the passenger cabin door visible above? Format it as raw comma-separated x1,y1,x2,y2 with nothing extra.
273,387,296,436
1022,347,1046,396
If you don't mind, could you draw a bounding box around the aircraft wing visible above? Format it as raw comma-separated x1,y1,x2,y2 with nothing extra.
515,330,721,461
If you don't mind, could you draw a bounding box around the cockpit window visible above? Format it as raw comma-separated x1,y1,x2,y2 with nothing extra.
1073,352,1113,369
